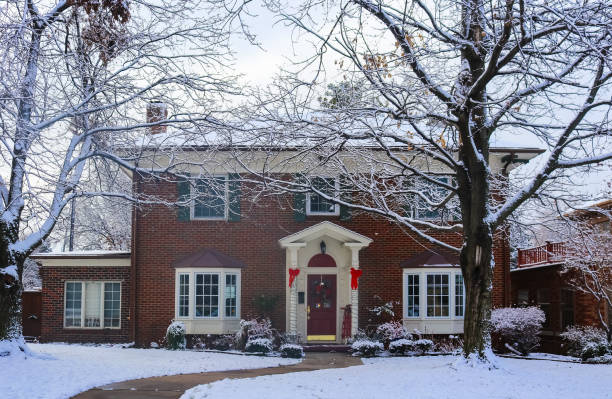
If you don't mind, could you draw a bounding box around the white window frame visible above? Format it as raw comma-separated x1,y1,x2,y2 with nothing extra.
174,268,241,321
404,273,420,319
190,175,228,220
402,268,464,321
63,281,122,329
306,177,340,216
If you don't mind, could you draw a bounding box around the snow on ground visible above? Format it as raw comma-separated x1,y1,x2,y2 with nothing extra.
1,343,299,399
182,355,612,399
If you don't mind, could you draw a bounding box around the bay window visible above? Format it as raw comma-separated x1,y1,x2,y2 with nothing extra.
64,281,121,329
403,269,464,320
175,269,240,321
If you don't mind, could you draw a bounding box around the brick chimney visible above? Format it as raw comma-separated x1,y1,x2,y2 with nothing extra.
146,101,167,135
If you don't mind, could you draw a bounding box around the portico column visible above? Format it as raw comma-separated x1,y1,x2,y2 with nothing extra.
347,245,362,337
289,247,298,336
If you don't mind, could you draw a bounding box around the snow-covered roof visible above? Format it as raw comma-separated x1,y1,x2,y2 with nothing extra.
31,250,131,259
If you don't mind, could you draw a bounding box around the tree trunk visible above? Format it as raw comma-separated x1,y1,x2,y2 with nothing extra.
0,220,24,341
461,229,493,358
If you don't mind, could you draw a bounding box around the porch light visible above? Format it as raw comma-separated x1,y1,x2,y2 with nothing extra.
320,241,326,254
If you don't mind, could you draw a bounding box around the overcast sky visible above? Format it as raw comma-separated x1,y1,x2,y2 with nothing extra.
230,4,611,203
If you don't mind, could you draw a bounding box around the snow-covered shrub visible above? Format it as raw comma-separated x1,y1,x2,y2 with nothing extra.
414,339,434,353
150,342,159,349
491,306,545,355
388,338,434,355
435,336,464,354
165,321,186,350
210,335,235,351
280,343,304,359
236,318,275,350
376,321,411,344
351,339,383,357
388,338,413,355
560,325,608,357
583,354,612,364
580,342,610,361
245,337,272,354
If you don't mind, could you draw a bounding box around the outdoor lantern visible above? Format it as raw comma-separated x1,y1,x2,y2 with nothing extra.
320,240,326,254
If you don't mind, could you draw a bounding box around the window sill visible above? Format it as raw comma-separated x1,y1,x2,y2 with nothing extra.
63,326,121,330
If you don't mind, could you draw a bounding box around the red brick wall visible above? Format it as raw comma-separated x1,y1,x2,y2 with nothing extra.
39,266,131,343
132,174,511,346
510,265,606,353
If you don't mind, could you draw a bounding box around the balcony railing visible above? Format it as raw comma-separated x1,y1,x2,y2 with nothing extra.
517,242,566,267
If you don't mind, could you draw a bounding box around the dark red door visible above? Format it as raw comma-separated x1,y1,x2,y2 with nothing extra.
307,274,336,339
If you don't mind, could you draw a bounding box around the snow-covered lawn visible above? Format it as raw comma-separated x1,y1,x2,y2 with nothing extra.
1,343,300,399
182,355,612,399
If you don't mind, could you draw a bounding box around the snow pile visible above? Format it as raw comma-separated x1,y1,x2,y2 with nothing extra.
491,306,545,355
0,343,300,399
181,355,612,399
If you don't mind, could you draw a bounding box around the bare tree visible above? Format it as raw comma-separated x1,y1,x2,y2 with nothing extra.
228,0,612,360
560,209,612,343
0,0,248,348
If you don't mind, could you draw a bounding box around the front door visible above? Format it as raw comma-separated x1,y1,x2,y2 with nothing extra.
307,274,336,341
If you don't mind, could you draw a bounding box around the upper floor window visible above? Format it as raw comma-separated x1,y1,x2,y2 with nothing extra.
405,175,458,221
192,176,227,220
307,177,339,216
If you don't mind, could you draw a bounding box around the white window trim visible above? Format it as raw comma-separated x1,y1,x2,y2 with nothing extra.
63,281,122,329
404,273,420,319
190,175,228,220
174,268,241,321
306,177,340,216
402,267,464,321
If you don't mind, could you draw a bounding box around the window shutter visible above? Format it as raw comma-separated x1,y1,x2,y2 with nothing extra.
177,173,191,222
293,174,306,222
228,173,241,222
339,174,352,221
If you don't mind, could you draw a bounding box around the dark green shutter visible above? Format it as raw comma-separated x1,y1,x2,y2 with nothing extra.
293,174,306,222
228,173,241,222
177,173,191,222
339,174,352,221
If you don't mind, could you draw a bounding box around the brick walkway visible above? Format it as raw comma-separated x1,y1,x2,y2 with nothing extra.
72,352,363,399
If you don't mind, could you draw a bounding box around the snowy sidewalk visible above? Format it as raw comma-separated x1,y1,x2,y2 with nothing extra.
73,352,363,399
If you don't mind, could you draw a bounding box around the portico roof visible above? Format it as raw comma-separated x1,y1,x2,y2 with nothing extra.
278,221,372,248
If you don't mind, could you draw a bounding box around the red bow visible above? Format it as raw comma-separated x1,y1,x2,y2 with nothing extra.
350,268,362,290
288,268,300,287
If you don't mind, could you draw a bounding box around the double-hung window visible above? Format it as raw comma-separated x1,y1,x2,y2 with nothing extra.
64,281,121,329
403,269,464,320
405,175,458,221
307,177,339,215
192,176,227,219
175,269,240,320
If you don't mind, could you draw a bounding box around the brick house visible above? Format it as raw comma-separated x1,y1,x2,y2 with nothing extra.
33,140,543,346
512,200,612,353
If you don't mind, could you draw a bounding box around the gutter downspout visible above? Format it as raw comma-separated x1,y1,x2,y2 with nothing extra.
130,172,139,345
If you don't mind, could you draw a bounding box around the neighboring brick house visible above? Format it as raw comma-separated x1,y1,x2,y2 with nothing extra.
512,200,612,353
33,140,543,346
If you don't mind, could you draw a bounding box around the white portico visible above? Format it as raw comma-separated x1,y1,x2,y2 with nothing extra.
279,221,372,343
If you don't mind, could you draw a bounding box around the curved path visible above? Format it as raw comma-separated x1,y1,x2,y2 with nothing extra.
72,352,363,399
